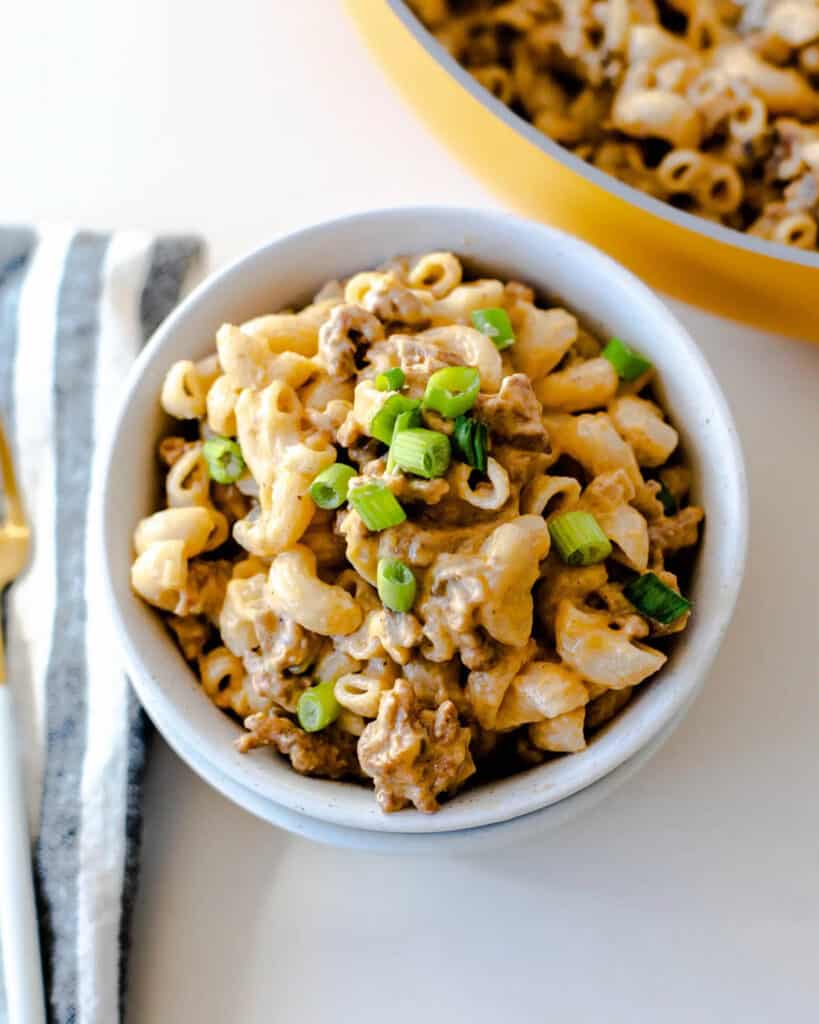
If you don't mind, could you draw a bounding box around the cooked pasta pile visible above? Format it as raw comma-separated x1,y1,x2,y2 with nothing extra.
409,0,819,250
131,253,703,813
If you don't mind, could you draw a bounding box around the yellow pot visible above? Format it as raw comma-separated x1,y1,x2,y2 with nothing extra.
346,0,819,341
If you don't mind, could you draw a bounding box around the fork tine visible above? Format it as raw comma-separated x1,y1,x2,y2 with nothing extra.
0,418,25,529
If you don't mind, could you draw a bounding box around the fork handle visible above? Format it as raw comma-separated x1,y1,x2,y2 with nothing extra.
0,685,46,1024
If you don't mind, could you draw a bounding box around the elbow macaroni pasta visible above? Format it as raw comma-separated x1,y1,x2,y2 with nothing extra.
132,251,703,813
268,546,364,636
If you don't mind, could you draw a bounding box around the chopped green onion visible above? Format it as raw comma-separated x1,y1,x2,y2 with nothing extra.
386,407,423,474
348,481,407,531
377,558,417,612
375,367,406,392
601,337,653,381
309,463,356,510
297,680,341,733
471,307,515,350
623,572,691,624
203,437,245,484
423,366,480,418
452,414,488,473
370,394,421,444
549,511,612,566
390,428,451,479
657,482,678,517
287,658,314,676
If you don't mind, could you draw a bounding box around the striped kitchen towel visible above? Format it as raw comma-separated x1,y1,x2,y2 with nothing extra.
0,227,202,1023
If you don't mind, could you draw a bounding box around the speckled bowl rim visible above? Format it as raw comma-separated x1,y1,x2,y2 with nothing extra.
165,693,696,853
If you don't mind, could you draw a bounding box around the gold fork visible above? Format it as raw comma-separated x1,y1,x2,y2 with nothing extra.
0,418,46,1023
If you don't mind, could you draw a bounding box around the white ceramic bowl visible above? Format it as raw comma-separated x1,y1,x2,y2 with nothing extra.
99,206,748,837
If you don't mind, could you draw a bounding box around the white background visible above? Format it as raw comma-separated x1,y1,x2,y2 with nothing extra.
3,2,819,1021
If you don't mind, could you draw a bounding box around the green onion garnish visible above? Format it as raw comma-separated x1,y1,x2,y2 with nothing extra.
376,558,417,613
452,414,488,473
601,337,652,381
348,481,407,531
657,482,677,517
309,463,356,510
375,368,406,392
203,436,245,484
297,680,341,733
623,572,691,624
471,307,515,350
548,511,612,566
422,366,480,418
370,394,422,444
389,428,451,479
386,407,423,474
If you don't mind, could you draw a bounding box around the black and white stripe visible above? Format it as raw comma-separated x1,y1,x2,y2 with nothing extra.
0,226,201,1024
38,230,109,1023
77,232,155,1024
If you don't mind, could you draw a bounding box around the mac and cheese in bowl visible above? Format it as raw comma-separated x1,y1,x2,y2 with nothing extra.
410,0,819,250
131,252,703,814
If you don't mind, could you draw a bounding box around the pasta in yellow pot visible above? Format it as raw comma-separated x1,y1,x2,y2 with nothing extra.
407,0,819,252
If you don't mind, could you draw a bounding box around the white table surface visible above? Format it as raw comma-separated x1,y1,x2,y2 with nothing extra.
4,2,819,1021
